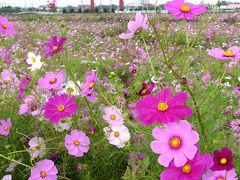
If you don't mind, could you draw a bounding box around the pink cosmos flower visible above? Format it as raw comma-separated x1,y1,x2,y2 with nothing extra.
0,118,12,136
44,94,78,123
38,70,66,91
0,16,16,37
64,129,90,157
0,49,12,65
19,95,41,116
129,64,138,75
202,169,238,180
136,82,155,97
208,46,240,60
233,86,240,96
48,0,56,8
86,92,98,103
102,106,124,126
136,87,192,126
0,69,19,91
160,150,213,180
28,159,58,180
44,36,67,58
165,0,206,20
119,12,148,39
80,71,97,97
230,119,240,131
150,120,199,167
202,72,211,85
17,75,31,99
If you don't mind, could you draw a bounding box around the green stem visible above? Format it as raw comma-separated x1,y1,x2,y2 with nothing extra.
0,153,31,168
149,19,208,141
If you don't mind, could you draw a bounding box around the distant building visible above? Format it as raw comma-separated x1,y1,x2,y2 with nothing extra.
39,4,62,12
219,3,240,12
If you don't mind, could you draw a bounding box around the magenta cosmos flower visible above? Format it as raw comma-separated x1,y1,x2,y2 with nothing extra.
28,159,58,180
165,0,206,20
80,71,97,97
64,129,90,157
136,82,155,97
0,16,16,37
44,94,78,123
211,147,234,171
136,87,192,126
38,70,66,91
202,169,238,180
208,46,240,60
44,36,67,58
160,150,213,180
119,12,148,39
0,118,12,136
151,120,199,167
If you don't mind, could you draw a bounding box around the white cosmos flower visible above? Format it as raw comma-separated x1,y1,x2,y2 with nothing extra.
103,125,130,148
28,137,46,158
26,52,42,72
53,118,72,132
63,80,81,95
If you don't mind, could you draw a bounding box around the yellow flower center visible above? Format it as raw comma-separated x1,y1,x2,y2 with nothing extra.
67,87,74,93
3,126,8,131
114,131,120,137
110,114,116,120
53,46,58,51
181,5,190,12
182,164,192,174
74,140,80,146
58,105,65,112
217,178,224,180
2,23,7,29
170,137,181,148
235,122,239,126
31,106,38,111
3,79,9,85
50,78,57,84
141,89,147,94
31,57,36,63
35,144,41,150
40,171,47,178
158,102,168,111
89,82,94,88
224,50,234,57
220,158,227,165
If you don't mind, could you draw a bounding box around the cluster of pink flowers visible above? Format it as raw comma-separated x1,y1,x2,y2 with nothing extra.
102,106,130,148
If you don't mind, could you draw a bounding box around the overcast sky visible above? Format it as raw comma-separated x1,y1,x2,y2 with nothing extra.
0,0,240,7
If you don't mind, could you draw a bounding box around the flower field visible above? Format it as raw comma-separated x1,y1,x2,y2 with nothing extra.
0,1,240,179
